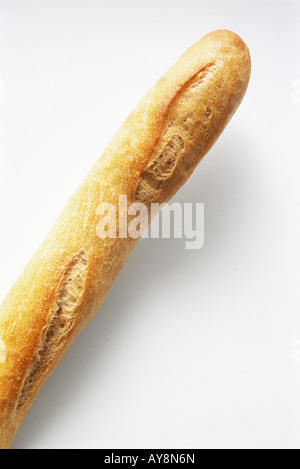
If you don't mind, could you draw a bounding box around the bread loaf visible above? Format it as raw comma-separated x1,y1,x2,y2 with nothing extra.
0,30,251,448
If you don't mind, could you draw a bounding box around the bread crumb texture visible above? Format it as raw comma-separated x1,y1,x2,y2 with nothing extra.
16,251,88,410
134,63,224,204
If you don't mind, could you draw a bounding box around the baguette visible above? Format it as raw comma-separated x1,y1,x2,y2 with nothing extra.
0,30,251,449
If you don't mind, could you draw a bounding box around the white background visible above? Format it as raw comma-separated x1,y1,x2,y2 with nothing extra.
0,0,300,449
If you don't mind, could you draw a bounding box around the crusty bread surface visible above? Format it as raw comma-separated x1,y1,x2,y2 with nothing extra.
0,30,251,449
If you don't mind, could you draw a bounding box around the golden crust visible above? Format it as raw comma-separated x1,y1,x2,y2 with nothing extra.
0,30,251,448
